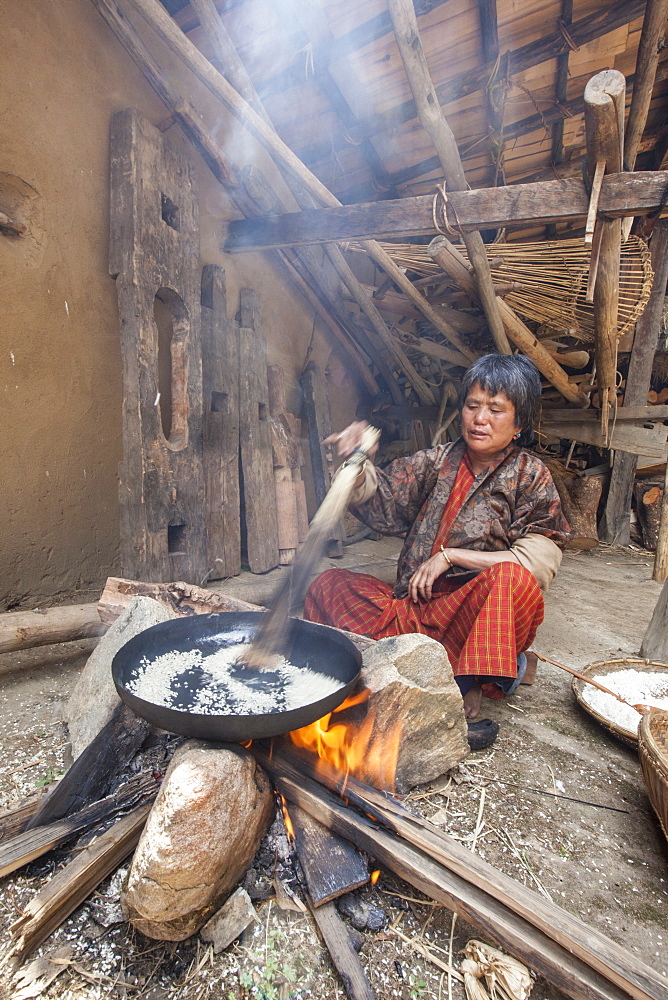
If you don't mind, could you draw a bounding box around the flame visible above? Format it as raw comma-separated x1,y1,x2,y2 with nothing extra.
288,689,402,793
280,795,295,841
370,870,381,885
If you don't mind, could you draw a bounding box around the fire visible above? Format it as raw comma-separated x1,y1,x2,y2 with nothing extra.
370,870,381,885
288,689,402,793
280,794,295,841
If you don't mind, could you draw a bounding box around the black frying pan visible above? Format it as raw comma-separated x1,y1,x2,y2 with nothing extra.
112,612,362,741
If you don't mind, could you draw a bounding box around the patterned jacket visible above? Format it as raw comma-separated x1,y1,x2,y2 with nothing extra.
350,437,572,598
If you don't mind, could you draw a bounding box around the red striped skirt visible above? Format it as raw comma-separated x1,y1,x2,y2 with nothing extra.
304,562,544,683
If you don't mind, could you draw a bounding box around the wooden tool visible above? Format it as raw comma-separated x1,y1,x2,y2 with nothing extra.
534,651,652,714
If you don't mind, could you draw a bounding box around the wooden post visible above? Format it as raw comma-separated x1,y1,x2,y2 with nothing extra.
201,265,241,579
641,576,668,658
238,290,280,574
428,237,589,406
109,108,207,584
387,0,511,355
600,220,668,544
583,70,625,439
653,464,668,582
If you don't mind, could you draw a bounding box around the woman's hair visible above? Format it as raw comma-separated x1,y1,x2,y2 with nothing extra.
459,353,541,440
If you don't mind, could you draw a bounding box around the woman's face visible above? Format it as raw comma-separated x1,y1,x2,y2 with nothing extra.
461,382,520,464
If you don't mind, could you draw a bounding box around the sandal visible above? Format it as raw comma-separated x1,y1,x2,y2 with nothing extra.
467,718,499,750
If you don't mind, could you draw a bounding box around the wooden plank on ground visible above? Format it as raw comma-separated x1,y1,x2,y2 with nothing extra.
222,172,668,251
6,803,151,968
201,264,241,579
289,804,369,906
308,900,375,1000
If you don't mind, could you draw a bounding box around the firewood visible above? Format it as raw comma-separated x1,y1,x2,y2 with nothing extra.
289,804,368,906
98,577,375,656
0,773,158,880
252,744,666,1000
26,704,150,830
0,786,56,843
3,802,151,969
308,900,375,1000
0,604,105,655
97,576,264,626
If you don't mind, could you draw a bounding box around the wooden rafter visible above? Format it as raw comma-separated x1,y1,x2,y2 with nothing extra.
293,0,645,172
551,0,574,170
118,0,478,375
387,0,511,355
625,0,668,171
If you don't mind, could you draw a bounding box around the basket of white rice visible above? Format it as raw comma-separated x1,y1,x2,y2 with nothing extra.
571,657,668,746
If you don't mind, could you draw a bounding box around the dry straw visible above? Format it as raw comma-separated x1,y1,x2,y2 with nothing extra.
353,237,653,343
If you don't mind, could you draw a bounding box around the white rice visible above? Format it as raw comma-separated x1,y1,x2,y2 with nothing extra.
580,668,668,734
125,640,343,716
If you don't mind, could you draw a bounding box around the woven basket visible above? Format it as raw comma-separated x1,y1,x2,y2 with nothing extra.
356,237,653,343
638,709,668,843
571,658,668,747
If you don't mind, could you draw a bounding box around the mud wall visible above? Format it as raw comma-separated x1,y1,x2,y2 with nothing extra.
0,0,361,609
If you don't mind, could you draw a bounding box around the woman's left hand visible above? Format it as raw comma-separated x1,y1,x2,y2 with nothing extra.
408,550,450,603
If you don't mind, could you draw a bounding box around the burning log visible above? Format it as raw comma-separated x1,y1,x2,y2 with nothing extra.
26,703,150,830
3,802,152,969
252,743,666,1000
0,772,158,880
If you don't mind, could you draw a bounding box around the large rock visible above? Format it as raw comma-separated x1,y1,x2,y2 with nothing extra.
357,633,469,793
121,742,274,941
65,596,174,758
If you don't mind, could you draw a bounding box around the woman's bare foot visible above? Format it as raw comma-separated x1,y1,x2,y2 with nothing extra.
462,684,483,719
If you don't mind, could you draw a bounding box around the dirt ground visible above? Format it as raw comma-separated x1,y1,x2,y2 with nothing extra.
0,541,667,1000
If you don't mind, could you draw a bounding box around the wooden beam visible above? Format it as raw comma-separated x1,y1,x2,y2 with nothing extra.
653,460,668,582
222,172,668,251
388,0,511,354
294,0,645,169
641,577,668,657
584,70,626,436
599,220,668,542
429,237,588,405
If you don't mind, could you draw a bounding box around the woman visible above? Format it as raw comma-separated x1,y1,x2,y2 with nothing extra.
303,354,571,742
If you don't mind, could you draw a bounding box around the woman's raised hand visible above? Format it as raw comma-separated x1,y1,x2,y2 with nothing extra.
323,420,379,461
408,551,449,603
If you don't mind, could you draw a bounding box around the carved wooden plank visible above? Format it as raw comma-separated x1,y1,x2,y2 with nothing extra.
222,173,668,251
300,363,344,558
201,265,241,579
238,290,279,574
109,108,206,583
